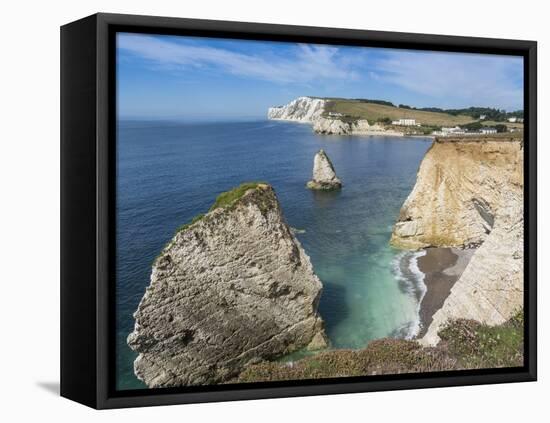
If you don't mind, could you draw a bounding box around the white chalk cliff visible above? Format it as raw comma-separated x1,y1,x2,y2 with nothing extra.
268,97,326,122
128,183,328,387
391,136,524,345
268,97,402,137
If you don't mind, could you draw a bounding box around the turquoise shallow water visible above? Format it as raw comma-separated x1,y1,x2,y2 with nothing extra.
115,120,432,389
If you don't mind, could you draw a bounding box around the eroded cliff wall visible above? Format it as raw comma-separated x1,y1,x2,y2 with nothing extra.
391,136,524,345
313,117,402,136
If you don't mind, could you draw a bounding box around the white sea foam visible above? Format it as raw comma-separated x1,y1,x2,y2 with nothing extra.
391,250,427,340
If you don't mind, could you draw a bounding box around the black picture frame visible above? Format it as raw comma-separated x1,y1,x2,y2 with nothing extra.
61,12,537,409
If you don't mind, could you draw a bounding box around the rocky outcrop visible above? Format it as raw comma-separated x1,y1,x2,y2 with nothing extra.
307,149,342,190
268,97,326,122
267,97,404,137
312,117,354,135
313,117,403,137
390,135,524,345
128,183,328,388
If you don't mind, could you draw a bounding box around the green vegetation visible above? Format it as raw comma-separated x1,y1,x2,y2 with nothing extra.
384,124,441,136
323,99,476,127
417,106,523,121
460,121,484,131
320,97,396,107
173,182,267,235
322,99,524,125
439,309,524,369
458,121,523,133
334,114,360,124
234,311,524,383
209,182,267,212
482,120,524,130
377,117,392,125
235,339,454,382
353,98,395,107
419,126,435,135
154,182,269,266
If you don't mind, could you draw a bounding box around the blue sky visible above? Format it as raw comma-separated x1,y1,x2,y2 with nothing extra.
117,33,524,121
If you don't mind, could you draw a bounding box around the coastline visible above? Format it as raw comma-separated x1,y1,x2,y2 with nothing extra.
268,116,431,139
416,247,475,338
345,130,405,137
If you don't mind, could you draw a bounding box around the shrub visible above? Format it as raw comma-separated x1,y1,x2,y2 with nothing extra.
233,310,524,383
209,182,266,212
438,309,524,369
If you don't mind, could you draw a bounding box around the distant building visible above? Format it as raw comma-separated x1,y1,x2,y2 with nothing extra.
391,118,417,126
481,127,497,134
479,114,487,120
433,126,466,136
443,126,465,134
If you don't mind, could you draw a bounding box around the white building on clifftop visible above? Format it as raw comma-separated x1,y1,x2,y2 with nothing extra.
391,118,417,126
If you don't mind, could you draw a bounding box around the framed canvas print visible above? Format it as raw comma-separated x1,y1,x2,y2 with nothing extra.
60,13,537,409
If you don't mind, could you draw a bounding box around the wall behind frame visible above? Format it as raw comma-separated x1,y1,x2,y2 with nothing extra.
1,0,547,422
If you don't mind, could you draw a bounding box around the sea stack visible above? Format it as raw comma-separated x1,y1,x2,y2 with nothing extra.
127,182,328,388
307,149,342,190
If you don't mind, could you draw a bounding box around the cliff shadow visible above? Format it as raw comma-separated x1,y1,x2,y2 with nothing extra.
317,281,349,339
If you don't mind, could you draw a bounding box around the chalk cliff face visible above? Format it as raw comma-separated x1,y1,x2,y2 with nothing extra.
128,183,328,387
267,97,402,137
312,117,353,135
313,117,403,136
268,97,326,122
307,149,342,190
390,136,524,345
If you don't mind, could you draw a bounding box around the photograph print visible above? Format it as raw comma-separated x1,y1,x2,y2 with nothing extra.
115,32,525,390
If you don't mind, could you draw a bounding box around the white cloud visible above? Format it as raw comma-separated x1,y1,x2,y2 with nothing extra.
117,34,359,84
118,34,524,110
373,50,523,110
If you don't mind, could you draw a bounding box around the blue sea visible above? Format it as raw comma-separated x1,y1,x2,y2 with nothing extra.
116,120,432,390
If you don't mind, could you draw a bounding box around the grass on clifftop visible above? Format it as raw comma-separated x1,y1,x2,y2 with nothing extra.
234,310,524,383
174,182,267,235
154,182,270,266
324,99,475,127
208,182,267,212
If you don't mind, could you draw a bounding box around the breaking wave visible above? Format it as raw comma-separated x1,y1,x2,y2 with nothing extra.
390,250,427,340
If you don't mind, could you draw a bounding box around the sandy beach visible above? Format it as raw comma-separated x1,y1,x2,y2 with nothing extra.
417,247,476,337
